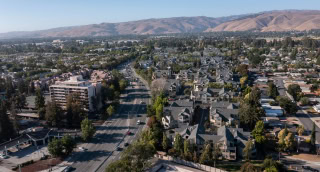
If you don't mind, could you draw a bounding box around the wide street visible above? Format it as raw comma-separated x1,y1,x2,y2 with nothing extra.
69,64,151,172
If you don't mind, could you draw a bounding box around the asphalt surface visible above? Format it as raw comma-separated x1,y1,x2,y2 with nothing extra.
274,77,320,170
274,77,320,144
70,64,151,172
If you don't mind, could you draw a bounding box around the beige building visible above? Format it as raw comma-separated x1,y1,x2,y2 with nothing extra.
49,75,100,111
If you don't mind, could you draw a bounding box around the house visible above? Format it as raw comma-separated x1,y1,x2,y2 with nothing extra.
152,69,173,80
162,114,178,129
210,103,239,127
162,100,194,129
171,125,254,160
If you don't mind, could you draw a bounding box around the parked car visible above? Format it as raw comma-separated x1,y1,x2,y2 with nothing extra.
137,120,141,125
124,142,129,147
0,154,8,159
126,131,132,135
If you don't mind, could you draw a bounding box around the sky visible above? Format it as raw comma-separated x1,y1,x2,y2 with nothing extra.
1,0,320,33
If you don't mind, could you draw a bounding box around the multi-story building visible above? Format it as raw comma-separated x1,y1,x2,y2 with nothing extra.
49,75,100,111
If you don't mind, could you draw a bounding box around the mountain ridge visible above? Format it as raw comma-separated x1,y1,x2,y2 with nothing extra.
1,10,320,39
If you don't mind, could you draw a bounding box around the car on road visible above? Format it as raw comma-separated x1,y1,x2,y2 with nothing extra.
137,120,141,125
63,166,73,172
116,146,121,151
140,101,145,104
126,131,132,135
78,147,87,151
0,154,8,159
124,142,129,147
302,166,319,172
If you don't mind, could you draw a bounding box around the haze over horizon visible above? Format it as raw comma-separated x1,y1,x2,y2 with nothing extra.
1,0,320,33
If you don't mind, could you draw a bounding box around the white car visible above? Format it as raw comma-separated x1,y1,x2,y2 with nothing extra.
78,147,87,151
0,154,8,159
137,120,141,125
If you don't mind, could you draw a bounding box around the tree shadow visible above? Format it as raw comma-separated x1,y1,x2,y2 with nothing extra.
70,150,111,163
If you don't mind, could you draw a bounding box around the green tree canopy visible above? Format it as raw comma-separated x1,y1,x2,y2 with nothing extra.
35,88,45,110
252,121,266,144
173,134,184,155
267,82,279,99
287,84,302,101
61,135,76,156
45,101,62,127
48,138,64,157
81,118,96,142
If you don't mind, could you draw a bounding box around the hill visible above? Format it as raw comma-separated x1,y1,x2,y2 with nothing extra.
206,10,320,32
1,10,320,39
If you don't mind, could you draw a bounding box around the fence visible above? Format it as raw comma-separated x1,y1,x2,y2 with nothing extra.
155,154,227,172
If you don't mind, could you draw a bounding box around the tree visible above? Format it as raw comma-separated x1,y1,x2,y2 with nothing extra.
106,141,156,172
278,127,289,151
243,139,254,161
155,105,163,121
252,121,266,157
268,82,279,99
107,105,115,117
277,96,298,115
296,125,304,136
173,134,183,155
0,101,16,141
10,103,19,134
199,144,211,165
287,84,302,101
81,118,96,142
310,84,319,93
45,101,62,127
284,132,295,151
252,121,266,144
263,157,278,172
162,132,168,151
212,143,222,166
240,76,248,87
66,94,87,127
239,101,265,130
119,79,127,91
311,122,316,153
237,64,249,77
299,97,309,106
61,135,76,156
48,138,63,157
29,81,35,95
183,139,191,159
35,88,45,110
241,162,258,172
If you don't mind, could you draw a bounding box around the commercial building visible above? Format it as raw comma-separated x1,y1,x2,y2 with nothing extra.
49,75,100,111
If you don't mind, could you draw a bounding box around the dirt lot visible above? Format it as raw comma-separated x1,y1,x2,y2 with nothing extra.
17,157,63,172
291,153,320,162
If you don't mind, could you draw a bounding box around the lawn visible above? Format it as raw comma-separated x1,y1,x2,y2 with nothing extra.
216,160,264,172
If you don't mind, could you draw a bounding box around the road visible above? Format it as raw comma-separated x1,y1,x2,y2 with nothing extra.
69,64,151,172
274,77,320,144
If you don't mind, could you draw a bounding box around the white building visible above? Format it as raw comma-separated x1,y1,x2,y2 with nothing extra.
49,75,100,111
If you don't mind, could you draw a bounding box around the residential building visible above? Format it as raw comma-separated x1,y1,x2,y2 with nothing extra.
49,75,100,111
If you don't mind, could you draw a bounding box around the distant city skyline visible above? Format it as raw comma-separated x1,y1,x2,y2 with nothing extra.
1,0,320,33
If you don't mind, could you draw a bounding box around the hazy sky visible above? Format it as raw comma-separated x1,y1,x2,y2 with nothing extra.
1,0,320,33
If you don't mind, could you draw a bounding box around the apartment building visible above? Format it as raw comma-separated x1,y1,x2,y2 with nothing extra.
49,75,100,111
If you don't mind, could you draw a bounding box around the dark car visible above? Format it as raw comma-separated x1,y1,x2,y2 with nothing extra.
124,142,129,147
